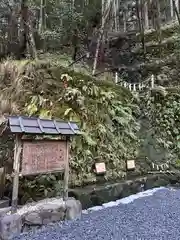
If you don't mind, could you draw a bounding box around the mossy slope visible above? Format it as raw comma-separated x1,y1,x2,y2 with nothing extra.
0,60,139,190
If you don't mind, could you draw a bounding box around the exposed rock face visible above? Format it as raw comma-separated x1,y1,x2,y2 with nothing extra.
0,213,22,240
0,197,82,240
65,198,82,220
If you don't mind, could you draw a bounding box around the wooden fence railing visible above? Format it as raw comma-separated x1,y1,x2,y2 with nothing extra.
115,72,155,91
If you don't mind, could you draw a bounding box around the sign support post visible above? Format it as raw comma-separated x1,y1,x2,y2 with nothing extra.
11,135,22,213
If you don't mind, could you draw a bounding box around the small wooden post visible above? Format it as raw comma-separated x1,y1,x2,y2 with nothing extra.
63,138,70,201
115,72,118,83
11,135,22,213
133,84,136,91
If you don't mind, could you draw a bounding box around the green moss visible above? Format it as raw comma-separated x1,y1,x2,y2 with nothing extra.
144,36,179,58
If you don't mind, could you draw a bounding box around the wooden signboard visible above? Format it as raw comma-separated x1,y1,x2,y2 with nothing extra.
21,140,67,175
6,115,79,212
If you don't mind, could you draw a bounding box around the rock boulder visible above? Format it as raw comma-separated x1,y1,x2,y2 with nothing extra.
0,197,82,240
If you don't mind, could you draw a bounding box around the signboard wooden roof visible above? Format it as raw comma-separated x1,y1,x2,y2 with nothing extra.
6,116,79,136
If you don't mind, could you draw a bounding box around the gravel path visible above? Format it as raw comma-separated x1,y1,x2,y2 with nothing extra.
14,187,180,240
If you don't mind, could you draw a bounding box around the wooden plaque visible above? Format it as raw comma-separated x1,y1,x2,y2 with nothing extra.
95,162,106,173
21,140,67,175
127,160,135,170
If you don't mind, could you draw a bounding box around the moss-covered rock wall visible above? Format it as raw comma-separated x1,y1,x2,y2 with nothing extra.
0,59,142,202
1,52,180,202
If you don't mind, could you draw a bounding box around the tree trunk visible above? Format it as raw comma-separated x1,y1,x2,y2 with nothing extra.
18,0,29,59
156,0,162,45
172,0,180,25
144,0,149,29
92,0,112,76
136,0,146,58
28,22,38,59
7,6,19,57
39,0,46,33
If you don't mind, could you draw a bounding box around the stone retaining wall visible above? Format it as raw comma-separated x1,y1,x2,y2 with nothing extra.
0,197,82,240
69,173,180,209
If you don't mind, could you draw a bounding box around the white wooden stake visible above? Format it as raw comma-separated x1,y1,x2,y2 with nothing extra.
133,84,136,91
151,74,155,88
115,72,118,83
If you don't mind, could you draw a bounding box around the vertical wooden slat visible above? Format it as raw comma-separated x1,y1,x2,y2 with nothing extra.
11,135,22,213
